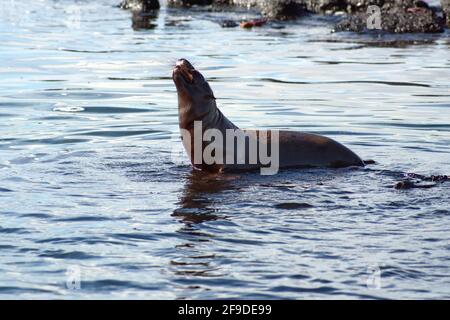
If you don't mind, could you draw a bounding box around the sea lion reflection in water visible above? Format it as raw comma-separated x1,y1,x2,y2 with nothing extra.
172,59,365,175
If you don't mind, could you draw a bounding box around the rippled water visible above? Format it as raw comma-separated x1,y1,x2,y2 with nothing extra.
1,0,449,299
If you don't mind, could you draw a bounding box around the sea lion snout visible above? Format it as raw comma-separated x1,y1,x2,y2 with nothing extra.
173,59,195,84
176,58,195,70
172,59,212,99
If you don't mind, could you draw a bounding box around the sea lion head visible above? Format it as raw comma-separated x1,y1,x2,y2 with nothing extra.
173,59,216,128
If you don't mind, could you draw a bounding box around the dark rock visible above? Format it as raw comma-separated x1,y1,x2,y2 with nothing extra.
167,0,214,7
167,0,309,19
260,0,308,20
220,19,239,27
132,11,159,30
304,0,365,14
442,0,450,26
394,172,448,190
119,0,160,29
394,180,415,189
236,1,308,20
120,0,160,12
334,0,445,33
394,180,435,190
163,0,450,31
406,173,449,182
275,202,314,210
429,175,449,182
211,1,381,16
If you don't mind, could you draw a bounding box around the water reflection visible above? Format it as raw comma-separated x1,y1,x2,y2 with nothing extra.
131,10,159,30
172,171,236,225
170,171,237,288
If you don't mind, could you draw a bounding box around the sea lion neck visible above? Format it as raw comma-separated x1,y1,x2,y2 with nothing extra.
178,98,219,130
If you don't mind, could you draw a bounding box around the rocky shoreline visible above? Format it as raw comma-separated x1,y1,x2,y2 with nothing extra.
119,0,450,33
334,0,445,33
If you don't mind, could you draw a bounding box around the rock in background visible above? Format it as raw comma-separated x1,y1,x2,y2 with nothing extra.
334,0,445,33
122,0,449,32
167,0,214,7
120,0,160,12
442,0,450,26
119,0,160,30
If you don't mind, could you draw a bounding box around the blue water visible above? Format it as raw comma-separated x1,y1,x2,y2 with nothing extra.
0,0,449,299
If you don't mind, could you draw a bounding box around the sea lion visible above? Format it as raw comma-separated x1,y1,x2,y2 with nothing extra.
172,58,365,174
